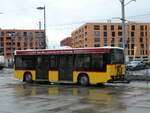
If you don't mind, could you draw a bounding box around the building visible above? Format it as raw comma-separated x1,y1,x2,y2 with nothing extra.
0,29,45,62
71,23,150,62
60,37,73,47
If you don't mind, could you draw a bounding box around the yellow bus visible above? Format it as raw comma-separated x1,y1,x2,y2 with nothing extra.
14,47,125,86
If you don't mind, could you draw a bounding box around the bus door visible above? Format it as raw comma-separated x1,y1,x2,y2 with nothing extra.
36,55,49,80
58,55,74,81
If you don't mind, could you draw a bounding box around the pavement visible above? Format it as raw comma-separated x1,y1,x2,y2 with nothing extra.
1,68,150,113
126,68,150,81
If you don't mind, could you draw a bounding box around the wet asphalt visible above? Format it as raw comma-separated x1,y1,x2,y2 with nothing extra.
1,68,150,113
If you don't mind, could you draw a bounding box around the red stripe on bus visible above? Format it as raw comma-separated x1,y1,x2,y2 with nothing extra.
73,71,106,73
15,48,110,55
48,70,58,72
15,70,35,71
107,64,125,66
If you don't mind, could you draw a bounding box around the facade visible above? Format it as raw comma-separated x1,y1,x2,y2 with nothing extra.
60,37,73,47
71,23,150,61
0,29,45,61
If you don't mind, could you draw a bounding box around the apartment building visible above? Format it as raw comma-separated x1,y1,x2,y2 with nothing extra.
60,37,73,47
0,29,45,61
71,23,150,61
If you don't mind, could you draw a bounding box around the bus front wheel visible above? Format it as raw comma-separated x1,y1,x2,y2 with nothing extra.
24,73,33,83
78,75,89,86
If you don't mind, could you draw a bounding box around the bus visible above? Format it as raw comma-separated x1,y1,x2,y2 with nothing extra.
14,47,125,86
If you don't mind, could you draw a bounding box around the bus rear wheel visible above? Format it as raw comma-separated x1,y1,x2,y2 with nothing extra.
78,75,89,86
24,73,33,83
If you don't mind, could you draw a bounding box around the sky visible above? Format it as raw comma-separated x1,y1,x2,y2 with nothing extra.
0,0,150,48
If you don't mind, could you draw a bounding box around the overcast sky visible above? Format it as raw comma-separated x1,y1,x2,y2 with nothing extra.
0,0,150,48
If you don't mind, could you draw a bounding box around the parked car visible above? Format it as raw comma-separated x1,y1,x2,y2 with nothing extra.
126,61,146,70
0,56,5,70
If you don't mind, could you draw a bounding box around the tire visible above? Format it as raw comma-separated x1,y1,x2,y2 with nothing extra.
24,73,33,83
78,75,89,86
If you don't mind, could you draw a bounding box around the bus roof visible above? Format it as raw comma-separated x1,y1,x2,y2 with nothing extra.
15,47,123,55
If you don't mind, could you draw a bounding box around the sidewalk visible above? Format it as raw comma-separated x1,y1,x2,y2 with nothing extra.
125,68,150,81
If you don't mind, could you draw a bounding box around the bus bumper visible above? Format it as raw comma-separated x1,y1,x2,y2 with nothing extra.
107,75,130,83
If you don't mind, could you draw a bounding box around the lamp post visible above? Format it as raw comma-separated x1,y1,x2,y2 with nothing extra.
119,0,136,61
37,6,47,49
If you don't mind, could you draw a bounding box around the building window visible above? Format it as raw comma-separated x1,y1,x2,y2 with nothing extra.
24,37,28,41
146,50,148,55
104,44,107,46
94,44,100,47
29,36,33,41
131,25,135,30
23,32,27,36
118,44,123,47
103,25,107,30
35,31,44,35
18,37,21,41
140,25,144,30
17,32,21,37
118,32,122,36
128,50,130,55
112,32,115,37
131,50,134,55
145,26,147,30
30,43,33,47
17,42,20,47
1,32,4,36
94,38,100,42
145,32,147,37
104,38,107,43
131,32,134,37
140,38,143,42
94,32,100,36
24,42,28,47
85,32,87,36
119,37,122,42
111,25,114,30
94,25,100,30
131,38,134,43
111,44,114,47
118,25,122,30
140,50,144,55
85,26,87,29
140,32,144,37
131,44,134,49
79,29,81,33
141,44,144,49
104,32,107,37
111,38,115,43
127,44,130,49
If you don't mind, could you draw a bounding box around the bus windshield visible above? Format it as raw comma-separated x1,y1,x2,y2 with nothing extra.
110,49,124,64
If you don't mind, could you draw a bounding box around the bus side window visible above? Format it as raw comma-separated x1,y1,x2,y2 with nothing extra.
15,56,23,69
22,56,34,69
91,54,105,71
83,55,90,69
75,54,90,70
75,55,83,69
50,55,57,69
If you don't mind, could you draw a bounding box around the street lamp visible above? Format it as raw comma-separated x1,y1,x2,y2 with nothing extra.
37,6,47,49
0,12,3,55
119,0,136,61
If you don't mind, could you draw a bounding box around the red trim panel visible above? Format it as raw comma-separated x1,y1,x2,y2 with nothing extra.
48,70,58,72
73,71,106,73
107,64,125,66
15,70,35,71
15,48,110,55
74,48,110,54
